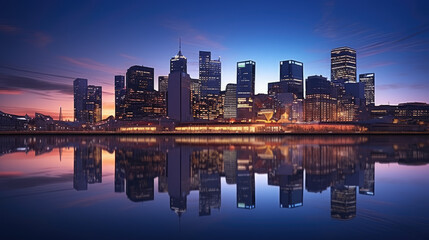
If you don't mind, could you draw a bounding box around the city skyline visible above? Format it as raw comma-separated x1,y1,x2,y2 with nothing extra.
0,1,428,120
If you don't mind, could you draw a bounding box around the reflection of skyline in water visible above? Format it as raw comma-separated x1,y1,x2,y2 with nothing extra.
1,136,429,221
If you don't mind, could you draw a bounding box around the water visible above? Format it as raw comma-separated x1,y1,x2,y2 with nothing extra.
0,135,429,239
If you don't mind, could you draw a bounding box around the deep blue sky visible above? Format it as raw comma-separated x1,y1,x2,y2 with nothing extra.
0,0,428,119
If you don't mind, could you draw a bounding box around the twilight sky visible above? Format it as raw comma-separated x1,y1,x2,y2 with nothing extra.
0,0,428,120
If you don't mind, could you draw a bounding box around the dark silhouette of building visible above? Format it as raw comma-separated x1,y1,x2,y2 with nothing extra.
168,47,192,122
73,78,88,122
115,75,125,119
126,65,154,92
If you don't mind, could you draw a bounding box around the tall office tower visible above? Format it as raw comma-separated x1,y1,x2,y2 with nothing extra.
86,85,102,123
158,76,169,94
199,51,221,97
304,75,337,122
114,75,125,119
359,73,375,106
73,78,88,122
126,65,154,92
197,51,221,120
236,61,256,121
280,60,304,99
331,47,357,82
168,48,192,122
331,185,357,220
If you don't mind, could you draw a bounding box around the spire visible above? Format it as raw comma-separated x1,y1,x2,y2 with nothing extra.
177,37,183,56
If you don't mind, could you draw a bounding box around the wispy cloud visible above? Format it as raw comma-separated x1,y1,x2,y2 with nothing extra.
0,74,73,95
0,23,52,48
0,89,23,95
162,19,226,50
60,56,123,75
357,26,429,58
28,32,53,47
378,83,429,91
119,53,139,60
0,24,19,33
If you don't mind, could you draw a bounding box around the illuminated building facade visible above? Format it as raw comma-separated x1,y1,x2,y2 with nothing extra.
237,60,256,121
86,85,102,123
74,78,102,123
304,75,337,122
199,51,221,97
121,65,165,120
359,73,375,106
224,83,237,119
331,47,357,82
196,51,222,121
280,60,304,99
73,78,88,122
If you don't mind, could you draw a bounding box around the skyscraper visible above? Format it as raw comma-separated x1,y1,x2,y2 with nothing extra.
86,85,102,123
236,60,256,121
359,73,375,106
199,51,221,97
331,47,357,82
126,65,154,92
280,60,304,99
168,48,192,122
73,78,88,122
224,83,237,119
122,65,165,120
114,75,125,119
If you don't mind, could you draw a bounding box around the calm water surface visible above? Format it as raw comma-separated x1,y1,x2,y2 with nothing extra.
0,135,429,239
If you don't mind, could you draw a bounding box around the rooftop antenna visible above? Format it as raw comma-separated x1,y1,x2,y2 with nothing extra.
179,37,181,52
